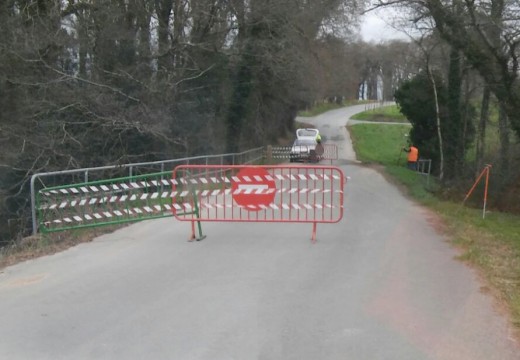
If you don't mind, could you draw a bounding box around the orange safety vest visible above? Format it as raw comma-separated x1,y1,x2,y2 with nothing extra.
407,146,419,162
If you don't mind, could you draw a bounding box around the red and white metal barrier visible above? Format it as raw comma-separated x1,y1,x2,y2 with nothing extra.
268,144,338,164
171,165,345,242
317,144,339,163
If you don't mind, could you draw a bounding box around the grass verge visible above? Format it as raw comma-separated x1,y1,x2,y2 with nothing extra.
349,122,520,329
350,104,409,123
0,226,122,269
298,100,374,117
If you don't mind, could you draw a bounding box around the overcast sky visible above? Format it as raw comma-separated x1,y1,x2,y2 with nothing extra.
360,8,409,42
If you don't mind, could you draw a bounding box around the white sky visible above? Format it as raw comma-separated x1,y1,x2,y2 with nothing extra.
360,8,409,42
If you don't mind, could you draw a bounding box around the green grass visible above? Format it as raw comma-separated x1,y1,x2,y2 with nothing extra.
349,123,412,165
298,100,374,117
298,103,344,117
350,105,408,122
350,123,436,202
349,122,520,329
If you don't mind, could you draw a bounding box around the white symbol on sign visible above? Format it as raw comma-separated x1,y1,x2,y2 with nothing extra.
237,184,269,193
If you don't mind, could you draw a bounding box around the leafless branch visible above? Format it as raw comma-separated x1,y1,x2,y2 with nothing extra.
174,64,217,86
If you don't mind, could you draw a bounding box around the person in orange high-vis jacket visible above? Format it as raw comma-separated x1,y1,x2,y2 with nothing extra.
403,144,419,170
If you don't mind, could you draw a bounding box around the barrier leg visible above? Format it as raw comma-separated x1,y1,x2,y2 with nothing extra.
463,167,487,204
196,219,206,241
189,220,196,241
187,191,206,241
192,193,206,241
483,166,490,219
461,164,492,219
311,222,317,243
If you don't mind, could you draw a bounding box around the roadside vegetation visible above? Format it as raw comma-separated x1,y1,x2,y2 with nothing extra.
0,226,119,270
1,0,367,248
349,122,520,328
350,105,408,123
298,100,374,117
7,0,520,260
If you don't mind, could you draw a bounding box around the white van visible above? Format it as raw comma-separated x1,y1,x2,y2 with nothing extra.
296,128,320,140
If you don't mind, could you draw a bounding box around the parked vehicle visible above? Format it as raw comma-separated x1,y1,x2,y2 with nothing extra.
290,138,318,162
296,128,320,141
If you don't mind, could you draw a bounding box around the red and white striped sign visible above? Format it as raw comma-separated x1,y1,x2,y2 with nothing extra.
231,167,277,211
171,165,345,224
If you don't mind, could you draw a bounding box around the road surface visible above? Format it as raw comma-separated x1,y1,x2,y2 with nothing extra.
0,104,518,359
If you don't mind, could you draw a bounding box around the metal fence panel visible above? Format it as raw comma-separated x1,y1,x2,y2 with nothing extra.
171,165,345,224
268,144,338,163
37,172,176,233
37,164,346,242
31,147,264,234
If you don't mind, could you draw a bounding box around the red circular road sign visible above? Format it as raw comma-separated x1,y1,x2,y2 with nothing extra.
231,167,276,211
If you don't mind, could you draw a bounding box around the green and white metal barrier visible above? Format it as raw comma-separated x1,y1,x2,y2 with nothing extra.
37,171,181,233
31,147,265,234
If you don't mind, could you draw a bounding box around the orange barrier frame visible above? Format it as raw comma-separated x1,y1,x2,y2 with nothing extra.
463,164,491,219
171,165,346,242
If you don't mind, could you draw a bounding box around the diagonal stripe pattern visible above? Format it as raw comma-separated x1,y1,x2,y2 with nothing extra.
267,144,338,161
172,165,344,223
37,165,345,232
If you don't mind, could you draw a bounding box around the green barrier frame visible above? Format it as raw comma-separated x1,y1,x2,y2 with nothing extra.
37,171,204,239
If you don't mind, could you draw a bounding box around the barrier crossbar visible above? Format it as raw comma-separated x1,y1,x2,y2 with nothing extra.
171,165,345,241
37,171,179,233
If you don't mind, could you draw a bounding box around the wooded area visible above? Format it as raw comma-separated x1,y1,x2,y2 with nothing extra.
0,0,421,246
1,0,519,246
378,0,520,207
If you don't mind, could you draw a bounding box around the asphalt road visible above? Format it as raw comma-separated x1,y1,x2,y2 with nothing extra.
1,104,519,359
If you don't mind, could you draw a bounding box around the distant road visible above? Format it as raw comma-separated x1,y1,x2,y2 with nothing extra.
296,102,397,162
1,104,518,359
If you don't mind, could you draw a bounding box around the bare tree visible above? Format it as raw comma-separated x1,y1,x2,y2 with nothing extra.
375,0,520,148
0,0,364,244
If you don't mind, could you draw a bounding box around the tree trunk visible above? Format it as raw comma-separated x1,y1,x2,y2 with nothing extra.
498,104,510,179
172,0,185,69
460,71,472,176
476,86,490,174
136,1,152,81
383,67,393,101
78,9,88,78
155,0,173,73
427,65,444,181
225,55,253,154
446,46,462,179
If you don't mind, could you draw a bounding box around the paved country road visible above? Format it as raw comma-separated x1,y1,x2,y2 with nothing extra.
1,105,519,359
